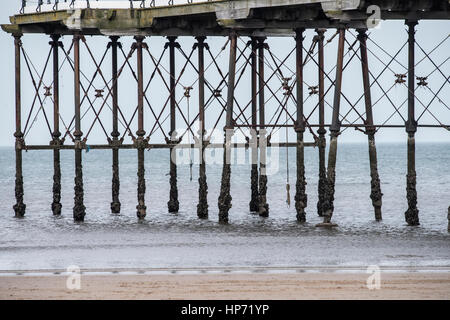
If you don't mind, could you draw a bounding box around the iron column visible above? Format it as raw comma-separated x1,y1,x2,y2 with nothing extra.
357,29,383,221
167,36,180,213
319,28,346,226
294,29,307,222
50,34,62,215
73,33,86,222
135,36,147,220
218,32,237,224
110,36,121,214
13,33,26,218
405,20,419,226
257,37,269,217
196,36,209,219
316,28,327,217
249,37,259,213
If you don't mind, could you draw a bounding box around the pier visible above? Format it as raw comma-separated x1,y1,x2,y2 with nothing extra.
2,0,449,227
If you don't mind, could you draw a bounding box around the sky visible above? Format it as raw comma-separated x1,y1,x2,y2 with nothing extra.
0,1,449,146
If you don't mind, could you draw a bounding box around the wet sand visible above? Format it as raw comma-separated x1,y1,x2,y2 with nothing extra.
1,272,449,300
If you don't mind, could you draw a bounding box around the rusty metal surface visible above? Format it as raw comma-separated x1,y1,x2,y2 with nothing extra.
405,21,420,226
321,28,346,225
110,36,121,214
294,29,307,223
196,36,208,219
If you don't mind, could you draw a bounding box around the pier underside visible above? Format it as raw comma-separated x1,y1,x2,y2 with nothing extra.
2,0,449,227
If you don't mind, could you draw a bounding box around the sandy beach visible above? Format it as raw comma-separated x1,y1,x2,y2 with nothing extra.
1,272,449,300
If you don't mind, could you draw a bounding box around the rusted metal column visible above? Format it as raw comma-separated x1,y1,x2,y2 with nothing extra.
319,28,345,227
167,36,179,213
73,33,86,222
294,29,307,222
50,34,62,216
196,36,209,219
110,36,121,214
13,33,26,218
357,29,383,221
405,21,419,226
218,32,237,224
316,28,326,217
249,37,259,213
257,37,269,218
448,206,450,232
135,36,147,220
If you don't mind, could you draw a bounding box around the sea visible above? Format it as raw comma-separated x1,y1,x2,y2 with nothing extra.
0,143,449,272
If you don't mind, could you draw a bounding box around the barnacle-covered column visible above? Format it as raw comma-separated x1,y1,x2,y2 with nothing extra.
50,34,62,215
294,29,307,222
357,29,383,221
257,37,269,217
73,33,86,222
110,36,121,214
316,28,327,217
318,28,345,227
405,20,419,226
196,36,209,219
13,33,26,218
218,32,237,224
135,36,147,220
249,37,259,213
167,36,180,213
249,37,259,212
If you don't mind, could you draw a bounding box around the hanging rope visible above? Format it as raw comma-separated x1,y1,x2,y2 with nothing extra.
285,98,291,208
277,77,293,208
184,86,193,182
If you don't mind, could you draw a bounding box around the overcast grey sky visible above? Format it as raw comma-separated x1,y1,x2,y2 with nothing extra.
0,2,449,146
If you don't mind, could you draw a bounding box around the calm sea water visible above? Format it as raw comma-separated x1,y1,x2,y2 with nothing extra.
0,143,449,271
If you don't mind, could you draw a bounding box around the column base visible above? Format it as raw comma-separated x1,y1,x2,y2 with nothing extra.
13,203,26,218
259,205,269,218
136,204,146,220
52,202,62,216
